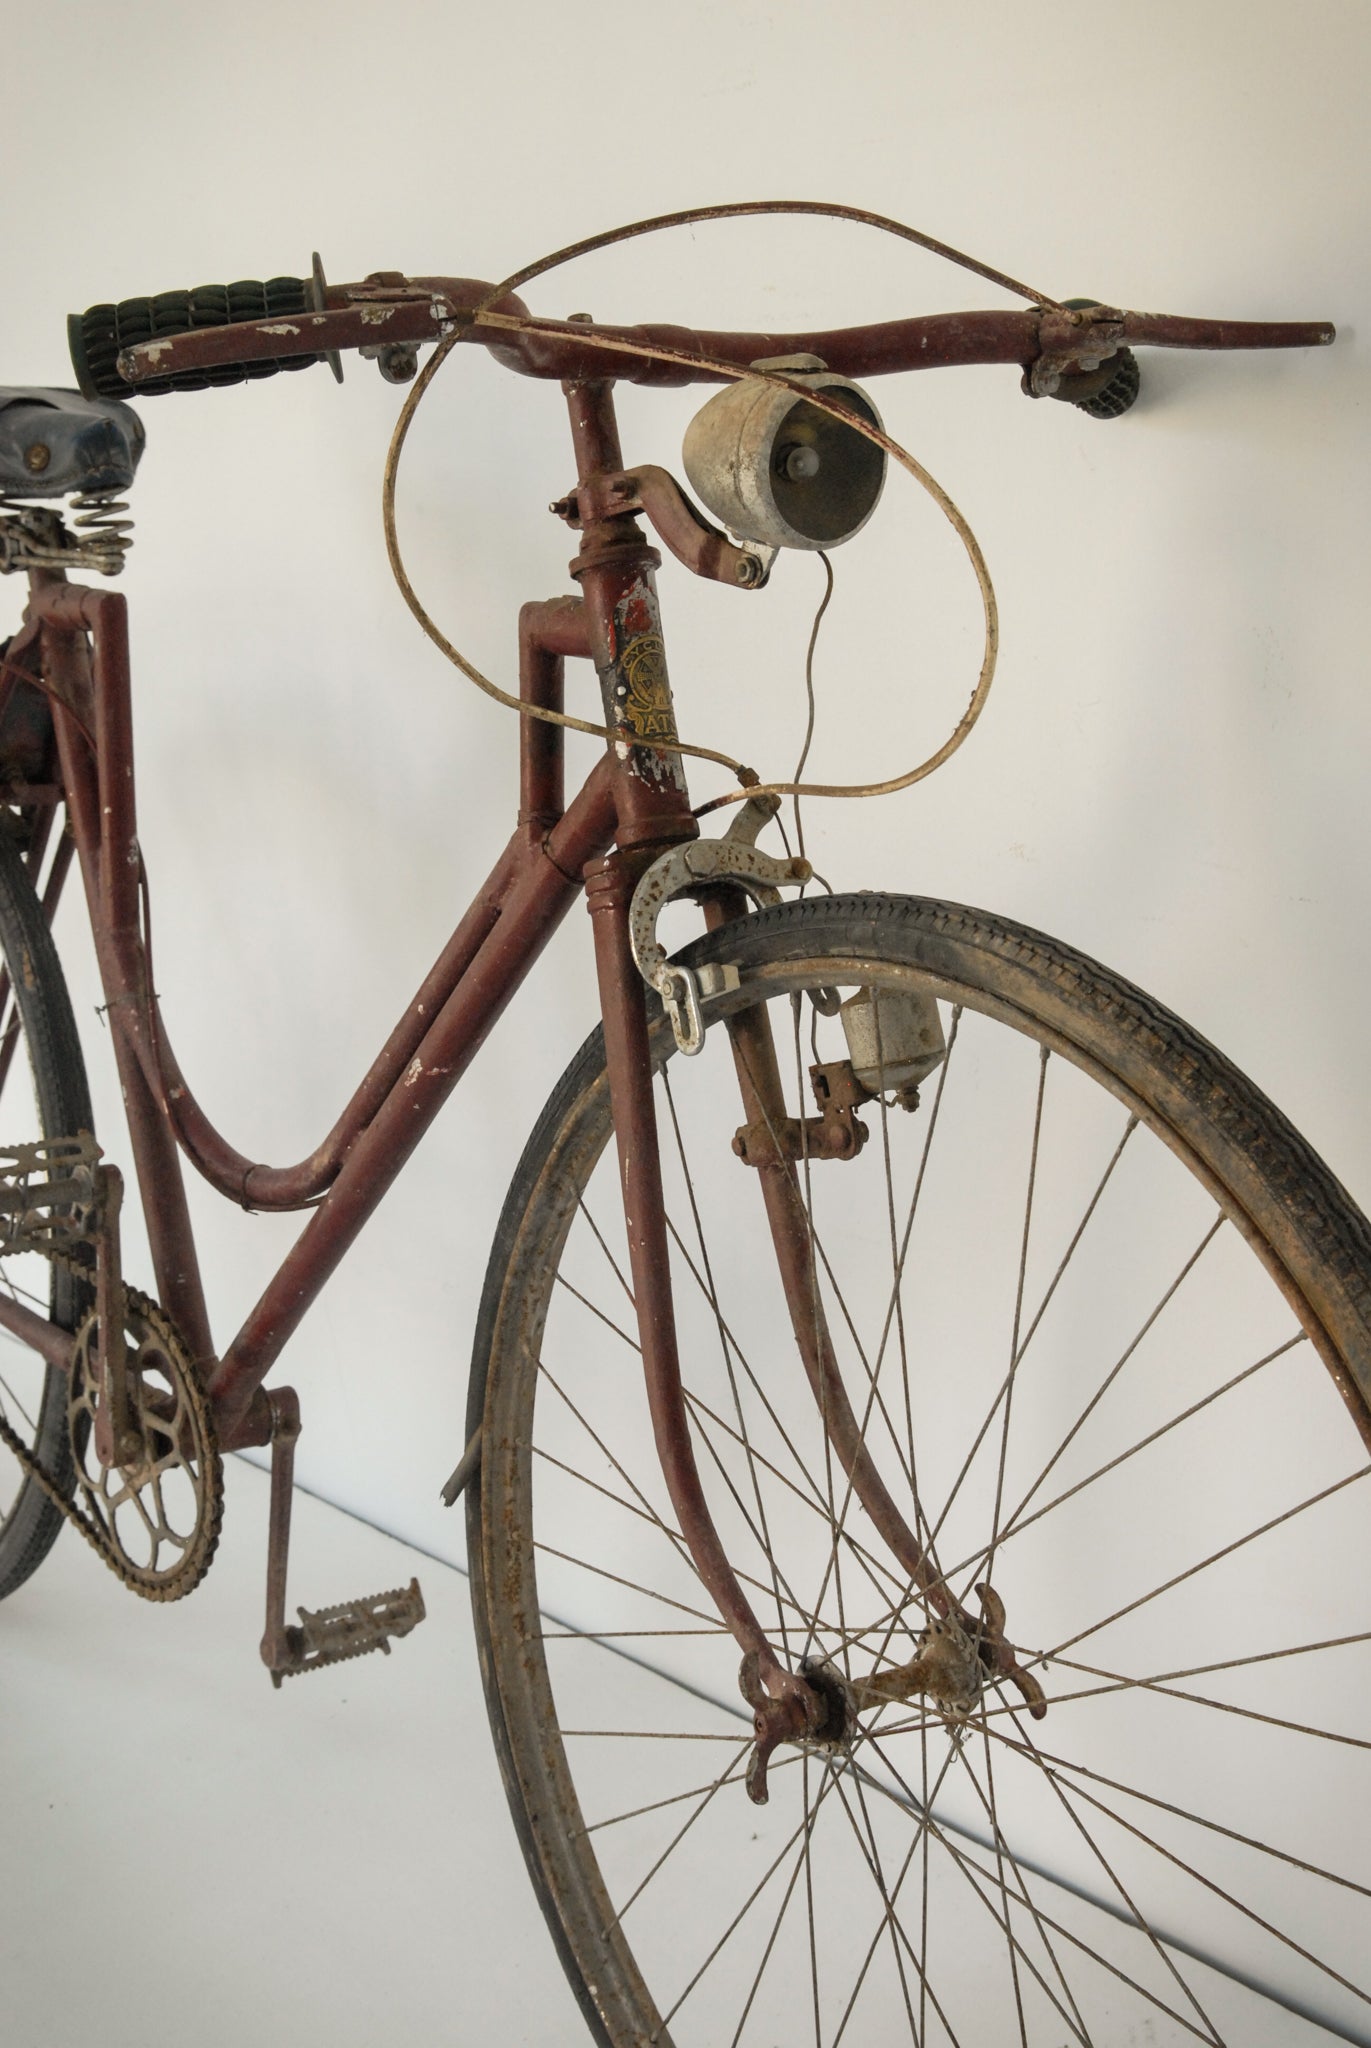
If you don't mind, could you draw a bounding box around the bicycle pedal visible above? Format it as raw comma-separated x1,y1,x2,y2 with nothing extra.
266,1577,426,1686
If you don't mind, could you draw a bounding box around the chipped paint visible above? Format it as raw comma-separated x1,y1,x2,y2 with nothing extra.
258,322,302,337
601,575,686,793
359,304,396,327
404,1055,423,1087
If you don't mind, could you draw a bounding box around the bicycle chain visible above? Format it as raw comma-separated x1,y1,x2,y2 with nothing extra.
0,1266,223,1603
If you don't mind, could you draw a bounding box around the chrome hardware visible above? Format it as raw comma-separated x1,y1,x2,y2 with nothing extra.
840,985,945,1102
683,354,886,553
0,491,133,576
629,835,810,1055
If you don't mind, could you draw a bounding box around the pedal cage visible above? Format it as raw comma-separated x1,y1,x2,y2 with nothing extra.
0,1133,102,1262
260,1386,426,1687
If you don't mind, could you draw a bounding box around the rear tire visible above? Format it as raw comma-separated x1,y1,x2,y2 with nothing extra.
0,826,94,1601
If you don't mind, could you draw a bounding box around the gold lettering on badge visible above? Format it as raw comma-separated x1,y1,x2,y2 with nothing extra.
619,634,677,742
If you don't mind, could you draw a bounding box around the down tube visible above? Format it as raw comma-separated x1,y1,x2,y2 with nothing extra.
209,767,615,1446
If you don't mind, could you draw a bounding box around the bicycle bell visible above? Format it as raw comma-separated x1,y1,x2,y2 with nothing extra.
682,353,886,552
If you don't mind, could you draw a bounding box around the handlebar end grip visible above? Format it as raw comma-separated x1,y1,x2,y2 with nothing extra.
1068,348,1141,420
68,277,318,398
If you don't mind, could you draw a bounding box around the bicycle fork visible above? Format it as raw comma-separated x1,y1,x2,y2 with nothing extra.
588,860,1043,1802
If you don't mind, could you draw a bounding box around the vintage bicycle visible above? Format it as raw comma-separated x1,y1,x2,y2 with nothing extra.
0,204,1366,2046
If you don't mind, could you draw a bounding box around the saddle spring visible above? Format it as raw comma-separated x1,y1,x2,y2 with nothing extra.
0,488,132,576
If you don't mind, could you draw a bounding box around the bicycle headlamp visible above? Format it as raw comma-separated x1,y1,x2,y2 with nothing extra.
683,353,886,553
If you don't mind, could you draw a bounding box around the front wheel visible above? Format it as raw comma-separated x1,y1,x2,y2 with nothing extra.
468,894,1371,2047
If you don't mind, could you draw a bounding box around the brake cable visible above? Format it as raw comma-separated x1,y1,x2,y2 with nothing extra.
380,200,1051,808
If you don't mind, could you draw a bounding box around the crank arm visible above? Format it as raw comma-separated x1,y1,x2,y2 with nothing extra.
261,1386,426,1687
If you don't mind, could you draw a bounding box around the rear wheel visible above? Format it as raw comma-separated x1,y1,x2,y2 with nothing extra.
0,824,93,1602
469,894,1371,2046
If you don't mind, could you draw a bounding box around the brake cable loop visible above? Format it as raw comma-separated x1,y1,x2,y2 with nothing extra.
381,200,1034,809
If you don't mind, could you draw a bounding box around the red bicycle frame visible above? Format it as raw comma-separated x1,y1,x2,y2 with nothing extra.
0,279,1333,1738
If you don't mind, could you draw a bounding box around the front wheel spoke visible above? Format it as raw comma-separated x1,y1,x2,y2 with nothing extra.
827,1761,946,2047
531,1541,720,1630
580,1744,753,1839
681,1382,910,1612
663,1071,794,1658
574,1195,635,1310
828,1734,980,2047
665,1232,868,1563
680,1381,816,1631
727,1765,826,2048
805,1217,923,1507
531,1441,691,1555
967,1213,1226,1575
534,1359,694,1564
540,1626,728,1642
537,1356,824,1639
1017,1720,1371,2011
1059,1626,1371,1694
604,1744,753,1934
552,1271,641,1355
983,1720,1371,1901
869,1752,1090,2048
957,1329,1308,1584
659,1762,842,2032
663,1216,942,1643
1044,1461,1371,1663
930,1054,1125,1562
1001,1712,1226,2045
983,1044,1051,1610
561,1728,758,1742
979,1654,1371,1752
862,1734,1216,2046
803,1756,822,2046
962,1732,1090,2045
867,1005,963,1522
666,1108,923,1583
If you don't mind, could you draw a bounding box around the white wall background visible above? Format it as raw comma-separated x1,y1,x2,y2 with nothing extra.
3,0,1367,1569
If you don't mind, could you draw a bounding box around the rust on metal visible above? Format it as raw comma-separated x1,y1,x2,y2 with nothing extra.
559,466,766,590
104,274,1337,395
209,758,619,1446
562,380,698,835
732,1060,871,1166
853,1583,1047,1724
586,849,824,1792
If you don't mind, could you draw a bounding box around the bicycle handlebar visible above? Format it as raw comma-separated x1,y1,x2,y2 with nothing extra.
69,269,1335,403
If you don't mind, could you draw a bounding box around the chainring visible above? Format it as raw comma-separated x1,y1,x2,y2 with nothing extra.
65,1288,223,1601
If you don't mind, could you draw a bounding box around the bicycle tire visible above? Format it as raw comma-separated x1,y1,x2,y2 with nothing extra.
468,892,1371,2047
0,826,94,1601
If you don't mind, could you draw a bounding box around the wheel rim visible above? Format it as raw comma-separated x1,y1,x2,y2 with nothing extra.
477,922,1371,2047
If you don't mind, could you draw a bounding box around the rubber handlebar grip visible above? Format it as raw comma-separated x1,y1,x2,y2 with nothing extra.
69,277,319,398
